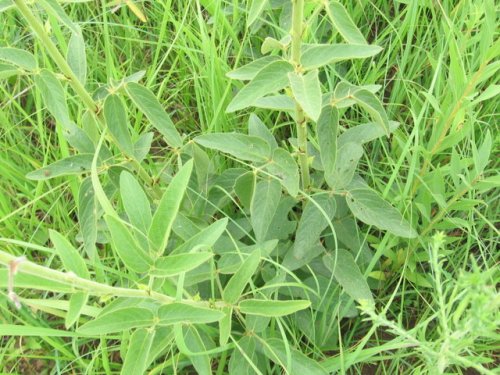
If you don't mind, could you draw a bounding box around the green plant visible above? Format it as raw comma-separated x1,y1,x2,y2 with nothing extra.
0,0,498,374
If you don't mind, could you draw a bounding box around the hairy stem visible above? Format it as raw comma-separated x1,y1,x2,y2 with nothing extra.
291,0,310,189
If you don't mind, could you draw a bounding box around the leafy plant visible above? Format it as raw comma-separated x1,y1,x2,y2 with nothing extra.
0,0,497,374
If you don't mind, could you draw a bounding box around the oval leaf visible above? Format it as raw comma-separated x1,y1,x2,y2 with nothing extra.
120,171,152,234
223,249,261,304
301,44,382,70
238,299,311,317
151,252,213,277
288,70,322,122
195,133,271,163
104,94,134,155
78,307,154,335
157,303,224,325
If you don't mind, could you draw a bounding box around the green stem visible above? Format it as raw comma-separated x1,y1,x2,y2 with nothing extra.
13,0,97,112
13,0,162,200
0,249,226,309
291,0,310,189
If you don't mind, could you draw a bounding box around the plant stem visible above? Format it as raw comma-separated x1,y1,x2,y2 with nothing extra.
13,0,163,200
0,249,226,309
291,0,310,190
13,0,97,112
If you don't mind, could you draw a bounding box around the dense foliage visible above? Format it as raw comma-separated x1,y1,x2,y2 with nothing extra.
0,1,498,374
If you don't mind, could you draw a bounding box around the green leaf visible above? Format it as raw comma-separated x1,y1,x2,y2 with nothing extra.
288,70,322,121
260,338,328,375
248,0,268,26
248,114,278,150
171,218,228,255
195,133,271,163
0,62,18,79
121,328,155,375
338,121,400,147
26,154,94,180
330,82,382,108
292,194,336,259
265,148,300,197
67,27,87,85
78,307,154,335
251,179,281,243
120,171,152,234
326,1,367,44
151,252,213,277
0,47,36,70
219,306,232,346
346,179,417,238
317,106,339,187
332,142,364,189
226,56,280,81
157,303,224,325
301,44,382,70
126,82,182,148
351,89,390,135
34,69,70,126
253,95,295,111
223,249,261,304
134,132,154,162
78,178,98,259
105,215,153,273
239,299,311,317
227,60,294,113
235,172,256,210
148,160,194,254
229,336,264,374
38,0,78,33
0,1,14,13
323,250,373,302
104,94,134,155
49,230,90,278
66,292,88,328
0,324,82,337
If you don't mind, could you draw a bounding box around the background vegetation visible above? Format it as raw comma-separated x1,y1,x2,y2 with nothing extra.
0,0,498,374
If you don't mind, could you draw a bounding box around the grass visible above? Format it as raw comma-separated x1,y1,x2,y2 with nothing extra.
0,0,498,374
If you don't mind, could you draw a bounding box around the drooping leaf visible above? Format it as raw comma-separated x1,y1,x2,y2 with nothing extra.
134,132,154,162
223,249,261,304
239,299,311,317
338,121,400,147
121,328,155,375
148,160,193,254
329,82,382,108
195,133,271,163
34,69,70,126
26,154,94,180
235,172,256,210
326,1,367,44
248,114,278,150
292,194,336,259
78,307,154,335
323,250,373,302
250,179,281,243
248,0,268,26
259,338,328,375
346,179,417,238
120,171,152,234
104,94,134,155
227,61,294,113
332,142,364,189
151,252,213,277
0,47,36,70
126,82,182,148
288,69,322,121
226,56,281,81
351,89,390,135
105,215,153,273
67,27,87,85
301,44,382,70
157,303,224,325
265,148,300,197
317,106,339,187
